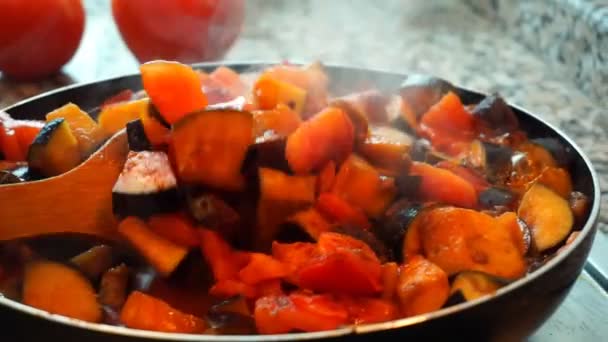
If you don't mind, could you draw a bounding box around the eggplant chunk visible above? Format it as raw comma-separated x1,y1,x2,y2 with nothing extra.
243,134,290,174
126,119,151,152
450,271,506,301
186,192,240,240
0,170,22,184
569,191,590,223
112,151,180,219
518,183,574,252
468,140,513,177
478,187,516,209
359,126,413,173
333,225,393,262
99,263,130,310
70,245,114,280
399,74,455,118
410,139,431,162
471,93,518,133
530,137,572,167
379,200,424,262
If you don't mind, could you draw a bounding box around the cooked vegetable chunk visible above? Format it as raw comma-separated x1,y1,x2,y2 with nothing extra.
253,103,302,137
450,271,504,301
471,93,518,133
518,183,574,252
46,103,106,155
120,291,207,333
286,107,354,174
531,137,572,167
170,110,254,191
23,261,101,323
27,118,81,177
359,126,413,173
409,162,477,208
126,119,151,151
99,263,129,310
399,74,455,118
397,255,449,317
70,244,114,280
148,213,201,248
253,74,307,114
98,98,149,136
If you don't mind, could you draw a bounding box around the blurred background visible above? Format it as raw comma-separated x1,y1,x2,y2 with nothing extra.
0,0,606,339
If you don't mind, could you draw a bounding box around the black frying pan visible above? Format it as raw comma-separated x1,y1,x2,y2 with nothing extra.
0,63,601,342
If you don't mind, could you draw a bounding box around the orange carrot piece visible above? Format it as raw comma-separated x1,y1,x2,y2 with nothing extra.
253,103,302,137
410,162,477,208
316,192,371,230
338,296,398,324
397,256,449,317
317,160,337,194
148,213,200,248
120,291,207,333
199,229,244,282
435,161,489,193
140,61,208,124
286,107,354,174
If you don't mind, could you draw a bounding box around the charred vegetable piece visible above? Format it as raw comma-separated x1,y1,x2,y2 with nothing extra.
518,183,574,252
359,126,413,173
118,217,188,277
140,61,208,124
531,137,572,167
70,245,114,280
332,225,392,262
478,187,516,209
27,118,81,177
186,193,240,236
450,271,505,301
112,151,180,219
126,119,151,151
254,293,349,334
148,213,201,248
98,98,149,136
569,191,590,223
171,110,254,191
121,291,207,333
286,107,355,174
23,261,102,323
468,140,513,177
332,154,396,217
46,103,106,156
420,207,526,279
397,255,449,317
253,103,302,137
0,170,22,184
253,74,307,114
244,134,290,173
283,207,332,240
399,74,455,118
471,93,518,133
99,263,129,310
410,162,477,208
537,167,573,198
379,201,423,261
256,168,317,248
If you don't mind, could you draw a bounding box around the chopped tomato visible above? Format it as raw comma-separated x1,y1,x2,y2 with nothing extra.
199,229,246,281
337,296,398,324
272,241,316,284
238,253,288,285
316,193,371,230
0,124,26,161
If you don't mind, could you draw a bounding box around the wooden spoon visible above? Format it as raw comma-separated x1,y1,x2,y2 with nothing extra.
0,130,129,241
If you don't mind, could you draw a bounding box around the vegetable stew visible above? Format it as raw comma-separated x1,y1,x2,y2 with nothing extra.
0,61,590,335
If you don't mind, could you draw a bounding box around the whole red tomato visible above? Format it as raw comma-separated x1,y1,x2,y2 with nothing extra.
112,0,245,63
0,0,85,81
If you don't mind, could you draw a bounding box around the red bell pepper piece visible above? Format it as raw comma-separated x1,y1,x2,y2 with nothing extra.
199,229,246,281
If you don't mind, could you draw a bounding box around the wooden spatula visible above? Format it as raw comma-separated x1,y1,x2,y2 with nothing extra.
0,130,129,241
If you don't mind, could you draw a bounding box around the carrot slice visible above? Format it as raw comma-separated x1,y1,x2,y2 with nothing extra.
140,61,208,124
23,261,101,323
286,107,354,174
120,291,207,333
397,256,449,317
118,217,188,277
148,213,200,248
410,162,477,208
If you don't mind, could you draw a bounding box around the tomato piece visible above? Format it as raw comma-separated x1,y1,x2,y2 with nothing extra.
397,256,449,317
338,296,398,324
316,193,371,230
210,279,257,299
140,61,208,124
148,213,200,247
0,125,25,161
410,162,477,208
254,293,349,334
272,241,316,284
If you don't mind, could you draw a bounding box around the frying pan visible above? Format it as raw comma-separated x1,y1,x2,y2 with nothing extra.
0,63,600,342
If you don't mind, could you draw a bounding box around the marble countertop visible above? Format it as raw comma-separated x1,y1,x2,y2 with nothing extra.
0,0,606,340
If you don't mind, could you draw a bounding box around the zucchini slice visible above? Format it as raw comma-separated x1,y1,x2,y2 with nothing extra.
27,118,81,177
22,260,102,323
450,271,505,301
518,183,574,252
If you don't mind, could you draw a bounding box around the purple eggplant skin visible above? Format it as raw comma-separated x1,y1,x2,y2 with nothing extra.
531,137,573,167
399,74,456,118
471,93,519,133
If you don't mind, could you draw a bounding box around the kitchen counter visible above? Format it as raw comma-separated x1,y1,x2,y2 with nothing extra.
0,0,606,340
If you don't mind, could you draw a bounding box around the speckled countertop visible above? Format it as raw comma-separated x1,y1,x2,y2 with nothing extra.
0,0,607,339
